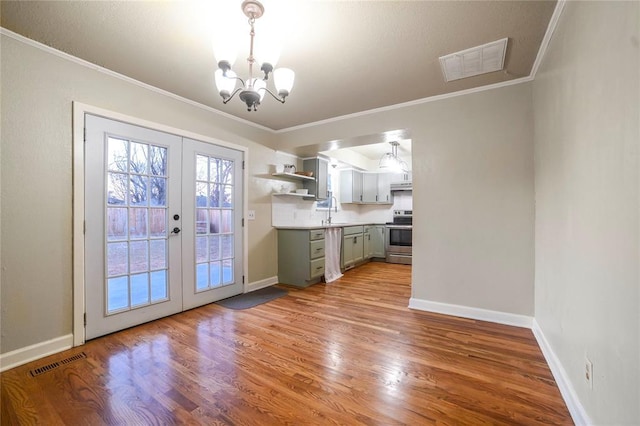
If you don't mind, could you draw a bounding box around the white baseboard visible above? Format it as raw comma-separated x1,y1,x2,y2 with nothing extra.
408,297,533,328
0,334,74,373
532,319,591,425
246,275,279,293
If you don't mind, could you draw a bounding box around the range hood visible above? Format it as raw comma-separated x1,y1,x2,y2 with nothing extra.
390,181,412,191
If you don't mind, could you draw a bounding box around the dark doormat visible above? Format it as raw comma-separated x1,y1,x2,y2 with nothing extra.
215,286,288,310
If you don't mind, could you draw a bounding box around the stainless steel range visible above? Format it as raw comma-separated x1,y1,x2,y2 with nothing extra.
385,210,412,264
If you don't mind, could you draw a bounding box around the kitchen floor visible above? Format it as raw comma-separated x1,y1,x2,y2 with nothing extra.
1,262,571,424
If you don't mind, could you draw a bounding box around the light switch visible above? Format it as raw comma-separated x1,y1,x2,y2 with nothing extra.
248,210,256,220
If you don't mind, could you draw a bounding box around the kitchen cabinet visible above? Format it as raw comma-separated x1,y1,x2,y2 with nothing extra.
371,225,385,258
342,170,392,204
362,173,393,204
340,170,363,204
363,226,372,259
391,172,412,183
302,158,329,200
277,229,325,287
342,225,364,269
362,173,377,203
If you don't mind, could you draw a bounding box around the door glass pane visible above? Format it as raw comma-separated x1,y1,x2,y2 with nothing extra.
149,209,166,237
196,155,208,181
209,235,220,261
104,138,170,315
150,239,166,270
210,261,221,287
221,185,233,207
222,259,233,284
129,208,148,239
196,209,208,234
149,146,167,176
130,273,149,307
209,183,220,208
107,137,128,172
221,235,233,259
196,183,207,207
150,270,167,301
129,175,148,206
107,208,127,241
221,160,233,184
130,142,148,174
107,173,128,205
196,237,208,263
196,263,208,291
209,210,220,234
209,158,220,183
220,210,232,233
129,241,148,274
107,242,128,276
108,276,129,312
150,177,167,206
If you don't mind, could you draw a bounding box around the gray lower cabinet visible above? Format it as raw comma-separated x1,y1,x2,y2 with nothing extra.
371,225,385,258
363,226,373,259
342,226,364,269
278,229,325,287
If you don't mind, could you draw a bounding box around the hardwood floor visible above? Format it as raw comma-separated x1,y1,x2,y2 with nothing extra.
1,262,572,425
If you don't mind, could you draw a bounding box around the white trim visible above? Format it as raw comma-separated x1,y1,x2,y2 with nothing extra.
408,297,533,329
530,0,567,78
245,276,279,293
0,334,73,373
532,319,591,426
274,150,301,160
276,76,533,133
0,28,272,133
72,102,250,346
72,103,86,346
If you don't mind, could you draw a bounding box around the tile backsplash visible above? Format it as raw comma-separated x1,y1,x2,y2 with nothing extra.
271,190,412,227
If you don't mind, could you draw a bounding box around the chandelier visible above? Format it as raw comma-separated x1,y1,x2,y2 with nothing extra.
213,0,295,111
379,141,409,173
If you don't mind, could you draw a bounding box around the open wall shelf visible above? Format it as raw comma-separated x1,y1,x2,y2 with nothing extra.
271,172,315,181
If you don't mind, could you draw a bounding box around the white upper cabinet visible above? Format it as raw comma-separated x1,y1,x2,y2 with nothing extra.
340,170,363,203
341,170,393,204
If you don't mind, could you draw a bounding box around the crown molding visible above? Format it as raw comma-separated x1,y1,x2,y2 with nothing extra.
530,0,567,78
0,27,273,133
275,76,533,134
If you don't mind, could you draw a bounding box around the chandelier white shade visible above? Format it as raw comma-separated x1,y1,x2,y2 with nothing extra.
213,0,294,111
379,141,409,173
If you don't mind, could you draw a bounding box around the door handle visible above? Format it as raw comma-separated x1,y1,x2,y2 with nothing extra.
171,227,181,235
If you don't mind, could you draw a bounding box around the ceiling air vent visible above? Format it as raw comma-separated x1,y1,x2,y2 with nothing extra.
439,38,508,82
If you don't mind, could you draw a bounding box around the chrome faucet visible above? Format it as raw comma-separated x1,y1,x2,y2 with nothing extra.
326,191,338,224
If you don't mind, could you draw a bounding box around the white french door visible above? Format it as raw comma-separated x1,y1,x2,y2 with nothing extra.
181,138,244,309
84,115,243,340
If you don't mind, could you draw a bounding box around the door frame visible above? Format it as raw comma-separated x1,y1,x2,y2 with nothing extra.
72,102,249,346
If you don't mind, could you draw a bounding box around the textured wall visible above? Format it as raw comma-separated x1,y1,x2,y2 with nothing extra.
532,2,639,424
277,83,535,317
0,34,278,353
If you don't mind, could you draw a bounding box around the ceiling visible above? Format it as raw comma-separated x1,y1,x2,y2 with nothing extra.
1,0,557,132
320,139,412,171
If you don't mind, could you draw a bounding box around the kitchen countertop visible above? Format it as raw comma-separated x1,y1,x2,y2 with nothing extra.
274,222,385,230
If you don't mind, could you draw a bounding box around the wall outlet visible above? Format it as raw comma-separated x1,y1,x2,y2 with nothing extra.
585,356,593,389
247,210,256,220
